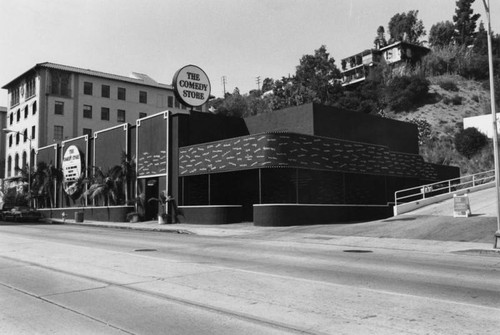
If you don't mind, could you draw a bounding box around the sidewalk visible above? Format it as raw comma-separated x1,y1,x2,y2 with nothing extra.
49,217,500,256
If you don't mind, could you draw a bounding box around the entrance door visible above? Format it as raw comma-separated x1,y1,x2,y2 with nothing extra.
145,178,159,220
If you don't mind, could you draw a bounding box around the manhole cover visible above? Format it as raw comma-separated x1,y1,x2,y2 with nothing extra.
134,249,157,252
343,250,373,253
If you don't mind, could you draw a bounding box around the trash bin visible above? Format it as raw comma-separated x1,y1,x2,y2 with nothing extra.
75,212,84,222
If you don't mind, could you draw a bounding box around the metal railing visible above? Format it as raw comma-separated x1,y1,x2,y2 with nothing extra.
394,169,495,208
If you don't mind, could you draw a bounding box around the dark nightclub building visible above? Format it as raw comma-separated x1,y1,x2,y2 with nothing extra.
37,103,459,226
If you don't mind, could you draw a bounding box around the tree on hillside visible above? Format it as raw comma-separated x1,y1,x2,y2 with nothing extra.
454,127,488,159
453,0,480,46
373,26,388,48
270,45,342,110
429,21,455,47
294,45,342,105
388,10,426,44
215,88,248,117
261,78,274,92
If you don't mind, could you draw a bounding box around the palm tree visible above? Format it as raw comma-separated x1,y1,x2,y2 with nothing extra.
83,167,120,206
13,164,34,205
32,162,63,208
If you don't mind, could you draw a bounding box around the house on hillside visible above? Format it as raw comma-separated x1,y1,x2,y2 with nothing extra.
340,41,430,87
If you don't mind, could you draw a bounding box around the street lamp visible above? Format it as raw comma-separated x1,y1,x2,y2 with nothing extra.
2,128,33,205
481,0,500,249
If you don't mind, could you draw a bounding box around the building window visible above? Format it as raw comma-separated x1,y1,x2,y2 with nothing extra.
174,98,180,108
32,101,37,114
31,126,36,140
14,154,19,171
139,91,147,104
118,87,126,100
83,82,93,95
83,105,92,118
55,101,64,115
7,156,12,177
22,151,27,169
101,85,110,98
83,128,93,137
26,77,36,98
16,109,20,122
117,109,126,122
54,126,63,141
101,107,110,121
139,112,147,118
23,129,28,142
16,133,20,145
9,113,13,125
8,134,12,147
24,106,28,118
168,96,173,108
10,87,20,107
50,70,71,97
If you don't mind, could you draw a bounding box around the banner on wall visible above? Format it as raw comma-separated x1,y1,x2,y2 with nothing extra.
62,145,84,198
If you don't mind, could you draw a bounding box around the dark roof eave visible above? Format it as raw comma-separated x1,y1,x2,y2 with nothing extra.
2,62,174,90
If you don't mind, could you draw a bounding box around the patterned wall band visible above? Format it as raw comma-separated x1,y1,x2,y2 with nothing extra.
179,132,439,180
137,113,167,177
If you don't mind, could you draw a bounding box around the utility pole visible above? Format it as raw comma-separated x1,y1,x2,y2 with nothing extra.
221,76,227,96
482,0,500,248
256,76,261,91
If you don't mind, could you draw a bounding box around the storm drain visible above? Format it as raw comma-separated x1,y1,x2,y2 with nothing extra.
343,250,373,253
134,249,158,252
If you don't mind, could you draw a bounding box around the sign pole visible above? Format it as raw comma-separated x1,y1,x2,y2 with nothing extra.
482,0,500,248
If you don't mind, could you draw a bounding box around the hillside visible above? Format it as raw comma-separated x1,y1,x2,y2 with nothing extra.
387,75,490,137
384,75,494,175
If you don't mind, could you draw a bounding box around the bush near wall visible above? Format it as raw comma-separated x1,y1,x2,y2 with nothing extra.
454,127,488,159
385,76,430,112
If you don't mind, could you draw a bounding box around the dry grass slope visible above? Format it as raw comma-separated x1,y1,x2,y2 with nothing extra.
385,75,495,175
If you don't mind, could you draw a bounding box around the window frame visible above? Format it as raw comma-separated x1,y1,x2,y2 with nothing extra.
117,109,126,122
83,105,93,119
117,87,126,100
83,82,93,95
139,91,147,104
55,101,64,115
101,107,110,121
101,85,110,98
54,125,64,141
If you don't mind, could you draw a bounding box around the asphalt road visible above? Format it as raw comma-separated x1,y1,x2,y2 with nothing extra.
0,224,499,334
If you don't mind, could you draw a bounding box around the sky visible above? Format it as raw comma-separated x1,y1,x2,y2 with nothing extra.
1,0,499,106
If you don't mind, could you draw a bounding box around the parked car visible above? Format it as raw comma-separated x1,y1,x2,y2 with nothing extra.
0,203,15,221
2,206,42,222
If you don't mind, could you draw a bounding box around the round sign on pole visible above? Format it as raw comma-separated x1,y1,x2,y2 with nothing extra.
172,65,211,108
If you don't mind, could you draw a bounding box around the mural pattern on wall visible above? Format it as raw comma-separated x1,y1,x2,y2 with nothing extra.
138,151,167,176
179,132,439,180
137,113,168,177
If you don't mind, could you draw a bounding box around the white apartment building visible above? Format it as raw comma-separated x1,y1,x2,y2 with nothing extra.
2,62,204,178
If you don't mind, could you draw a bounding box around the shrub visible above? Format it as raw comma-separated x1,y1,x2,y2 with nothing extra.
385,75,430,112
408,118,432,145
451,94,462,105
472,94,480,103
454,127,488,159
439,80,459,91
